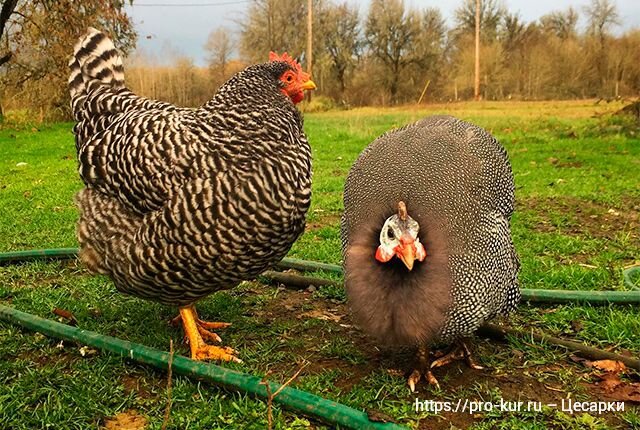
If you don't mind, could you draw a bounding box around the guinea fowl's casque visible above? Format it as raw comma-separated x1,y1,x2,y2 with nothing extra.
69,28,316,362
340,115,520,390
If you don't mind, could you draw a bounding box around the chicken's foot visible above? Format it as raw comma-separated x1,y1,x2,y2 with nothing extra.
177,305,241,363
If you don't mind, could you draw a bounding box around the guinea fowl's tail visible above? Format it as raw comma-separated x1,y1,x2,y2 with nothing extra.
68,28,125,119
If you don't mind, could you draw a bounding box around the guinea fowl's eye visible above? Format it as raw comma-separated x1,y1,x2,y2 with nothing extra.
387,229,395,240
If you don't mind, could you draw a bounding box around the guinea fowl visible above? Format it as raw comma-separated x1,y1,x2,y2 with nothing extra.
340,115,520,390
70,28,315,362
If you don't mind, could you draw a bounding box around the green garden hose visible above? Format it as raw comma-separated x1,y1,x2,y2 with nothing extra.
3,248,637,305
0,304,405,430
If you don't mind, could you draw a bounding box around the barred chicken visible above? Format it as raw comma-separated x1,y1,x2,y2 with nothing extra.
341,116,520,390
69,28,315,362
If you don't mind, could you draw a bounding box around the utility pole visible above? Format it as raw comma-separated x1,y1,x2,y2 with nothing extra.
307,0,313,101
474,0,481,101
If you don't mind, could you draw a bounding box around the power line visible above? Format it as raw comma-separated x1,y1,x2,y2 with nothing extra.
130,1,252,7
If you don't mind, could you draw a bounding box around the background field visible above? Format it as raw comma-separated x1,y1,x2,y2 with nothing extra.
0,100,639,429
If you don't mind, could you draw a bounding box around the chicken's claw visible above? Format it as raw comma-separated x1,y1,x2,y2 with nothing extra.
193,345,242,363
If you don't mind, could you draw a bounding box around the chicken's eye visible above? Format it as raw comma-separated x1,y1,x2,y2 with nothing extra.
286,74,294,82
387,229,395,240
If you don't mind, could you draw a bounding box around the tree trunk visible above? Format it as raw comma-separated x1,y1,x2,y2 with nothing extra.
0,0,19,41
0,51,11,67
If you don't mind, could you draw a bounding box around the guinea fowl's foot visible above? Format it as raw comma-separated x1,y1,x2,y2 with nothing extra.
178,305,241,363
408,368,440,392
408,345,440,392
430,339,484,370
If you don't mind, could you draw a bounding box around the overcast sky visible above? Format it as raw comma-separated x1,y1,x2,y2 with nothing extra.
124,0,640,66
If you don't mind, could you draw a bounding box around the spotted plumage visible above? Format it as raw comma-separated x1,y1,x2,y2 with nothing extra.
341,115,520,348
70,28,312,307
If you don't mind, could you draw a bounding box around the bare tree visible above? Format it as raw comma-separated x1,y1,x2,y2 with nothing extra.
454,0,505,41
584,0,620,43
583,0,621,95
539,8,578,40
365,0,421,102
205,27,235,83
321,2,361,95
239,0,313,63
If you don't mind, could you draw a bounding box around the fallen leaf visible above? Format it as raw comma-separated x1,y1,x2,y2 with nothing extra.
615,385,640,403
591,360,626,374
53,307,77,326
570,320,584,332
597,372,624,392
366,408,394,423
597,380,640,404
103,410,148,430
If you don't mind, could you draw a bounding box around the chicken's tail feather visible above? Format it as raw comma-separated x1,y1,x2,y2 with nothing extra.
69,28,125,118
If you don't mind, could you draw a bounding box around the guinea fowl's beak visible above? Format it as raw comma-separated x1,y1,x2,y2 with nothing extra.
396,237,417,271
301,79,317,91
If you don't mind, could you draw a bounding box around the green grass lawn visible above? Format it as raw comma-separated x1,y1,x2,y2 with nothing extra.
0,100,639,429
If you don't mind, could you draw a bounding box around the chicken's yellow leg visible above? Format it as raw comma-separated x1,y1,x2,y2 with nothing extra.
178,305,241,363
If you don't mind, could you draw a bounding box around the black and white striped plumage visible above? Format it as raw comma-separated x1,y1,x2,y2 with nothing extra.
341,115,520,347
70,28,312,306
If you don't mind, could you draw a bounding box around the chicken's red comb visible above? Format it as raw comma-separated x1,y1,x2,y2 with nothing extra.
269,51,302,72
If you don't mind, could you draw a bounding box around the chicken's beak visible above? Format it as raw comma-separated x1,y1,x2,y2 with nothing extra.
301,79,317,91
397,244,416,271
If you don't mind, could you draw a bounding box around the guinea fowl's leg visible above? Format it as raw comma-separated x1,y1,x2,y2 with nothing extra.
178,306,241,363
408,345,440,392
430,338,484,370
460,338,484,370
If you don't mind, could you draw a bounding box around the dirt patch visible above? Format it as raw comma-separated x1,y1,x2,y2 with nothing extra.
102,410,148,430
121,373,158,400
521,196,640,243
305,213,342,231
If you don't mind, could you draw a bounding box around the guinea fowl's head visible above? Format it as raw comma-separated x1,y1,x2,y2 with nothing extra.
269,52,316,104
375,201,427,271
